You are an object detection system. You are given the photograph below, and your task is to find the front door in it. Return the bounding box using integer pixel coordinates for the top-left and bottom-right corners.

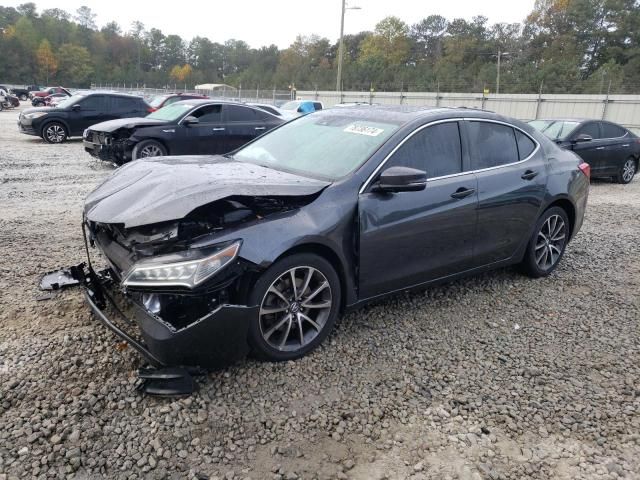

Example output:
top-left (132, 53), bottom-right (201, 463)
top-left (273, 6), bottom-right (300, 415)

top-left (176, 104), bottom-right (226, 155)
top-left (570, 121), bottom-right (606, 172)
top-left (73, 95), bottom-right (106, 134)
top-left (358, 121), bottom-right (478, 299)
top-left (464, 120), bottom-right (548, 266)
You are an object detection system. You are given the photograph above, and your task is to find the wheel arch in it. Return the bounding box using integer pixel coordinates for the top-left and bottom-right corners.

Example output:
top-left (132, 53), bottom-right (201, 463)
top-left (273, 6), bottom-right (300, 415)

top-left (134, 137), bottom-right (170, 156)
top-left (40, 118), bottom-right (70, 137)
top-left (543, 197), bottom-right (576, 239)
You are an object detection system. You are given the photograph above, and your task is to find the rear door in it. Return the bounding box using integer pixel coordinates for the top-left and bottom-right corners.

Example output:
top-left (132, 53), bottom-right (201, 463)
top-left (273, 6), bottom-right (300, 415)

top-left (358, 120), bottom-right (478, 298)
top-left (599, 122), bottom-right (633, 175)
top-left (465, 120), bottom-right (547, 267)
top-left (222, 105), bottom-right (268, 151)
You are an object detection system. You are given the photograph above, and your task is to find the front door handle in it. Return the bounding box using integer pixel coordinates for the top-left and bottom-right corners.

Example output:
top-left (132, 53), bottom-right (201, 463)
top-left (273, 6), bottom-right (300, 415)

top-left (521, 170), bottom-right (539, 180)
top-left (450, 187), bottom-right (475, 199)
top-left (255, 126), bottom-right (266, 131)
top-left (212, 127), bottom-right (225, 131)
top-left (595, 146), bottom-right (605, 150)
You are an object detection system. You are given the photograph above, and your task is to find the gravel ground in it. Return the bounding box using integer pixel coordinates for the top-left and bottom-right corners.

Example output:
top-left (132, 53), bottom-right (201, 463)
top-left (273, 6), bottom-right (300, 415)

top-left (0, 104), bottom-right (639, 480)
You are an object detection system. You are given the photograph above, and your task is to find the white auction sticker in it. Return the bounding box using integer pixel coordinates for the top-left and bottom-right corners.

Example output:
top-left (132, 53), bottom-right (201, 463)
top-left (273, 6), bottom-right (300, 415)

top-left (344, 123), bottom-right (384, 137)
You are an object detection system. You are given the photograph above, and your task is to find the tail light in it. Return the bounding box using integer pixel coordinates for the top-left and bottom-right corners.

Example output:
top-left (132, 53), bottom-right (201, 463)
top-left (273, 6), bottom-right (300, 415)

top-left (579, 162), bottom-right (591, 179)
top-left (147, 107), bottom-right (155, 113)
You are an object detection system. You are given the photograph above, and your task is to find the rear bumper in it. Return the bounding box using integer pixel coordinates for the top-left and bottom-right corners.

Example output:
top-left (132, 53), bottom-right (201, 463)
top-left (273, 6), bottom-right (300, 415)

top-left (80, 265), bottom-right (254, 369)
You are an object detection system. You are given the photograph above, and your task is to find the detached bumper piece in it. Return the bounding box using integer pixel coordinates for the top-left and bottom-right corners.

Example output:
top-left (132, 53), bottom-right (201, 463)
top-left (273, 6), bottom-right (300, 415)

top-left (137, 367), bottom-right (204, 396)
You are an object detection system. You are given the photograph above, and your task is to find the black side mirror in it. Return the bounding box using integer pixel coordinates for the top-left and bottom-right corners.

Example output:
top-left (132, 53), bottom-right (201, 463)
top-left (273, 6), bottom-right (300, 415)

top-left (183, 115), bottom-right (199, 126)
top-left (573, 134), bottom-right (592, 143)
top-left (71, 104), bottom-right (81, 111)
top-left (376, 166), bottom-right (427, 193)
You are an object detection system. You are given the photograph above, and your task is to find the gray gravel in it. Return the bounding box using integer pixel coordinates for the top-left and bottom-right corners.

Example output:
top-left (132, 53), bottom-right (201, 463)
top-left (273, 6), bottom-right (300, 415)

top-left (1, 104), bottom-right (639, 480)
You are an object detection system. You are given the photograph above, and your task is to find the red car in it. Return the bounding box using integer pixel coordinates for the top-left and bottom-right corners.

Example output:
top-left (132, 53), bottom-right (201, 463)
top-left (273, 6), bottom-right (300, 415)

top-left (29, 86), bottom-right (71, 100)
top-left (148, 93), bottom-right (209, 112)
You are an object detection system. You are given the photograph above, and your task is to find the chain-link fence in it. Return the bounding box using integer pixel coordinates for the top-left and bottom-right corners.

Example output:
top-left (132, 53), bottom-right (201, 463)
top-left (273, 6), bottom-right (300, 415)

top-left (90, 84), bottom-right (294, 106)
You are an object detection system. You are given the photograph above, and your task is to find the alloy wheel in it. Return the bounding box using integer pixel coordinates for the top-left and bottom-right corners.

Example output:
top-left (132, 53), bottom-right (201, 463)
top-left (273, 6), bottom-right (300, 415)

top-left (622, 159), bottom-right (636, 183)
top-left (534, 214), bottom-right (566, 271)
top-left (139, 144), bottom-right (163, 157)
top-left (45, 125), bottom-right (65, 143)
top-left (259, 266), bottom-right (332, 352)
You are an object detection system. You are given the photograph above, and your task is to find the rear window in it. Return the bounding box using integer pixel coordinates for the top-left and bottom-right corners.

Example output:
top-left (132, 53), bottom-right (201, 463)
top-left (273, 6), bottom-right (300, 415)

top-left (601, 122), bottom-right (627, 138)
top-left (468, 121), bottom-right (519, 169)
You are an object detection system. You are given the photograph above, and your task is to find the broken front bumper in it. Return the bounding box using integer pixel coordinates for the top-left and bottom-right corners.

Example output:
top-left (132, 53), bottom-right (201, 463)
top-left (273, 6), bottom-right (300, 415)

top-left (78, 264), bottom-right (255, 369)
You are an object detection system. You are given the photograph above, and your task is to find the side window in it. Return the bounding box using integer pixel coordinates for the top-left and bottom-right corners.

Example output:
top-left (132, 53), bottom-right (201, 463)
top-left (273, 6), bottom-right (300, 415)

top-left (515, 130), bottom-right (536, 160)
top-left (601, 122), bottom-right (627, 138)
top-left (225, 105), bottom-right (258, 122)
top-left (387, 122), bottom-right (463, 177)
top-left (79, 96), bottom-right (104, 111)
top-left (467, 121), bottom-right (519, 170)
top-left (313, 102), bottom-right (323, 111)
top-left (191, 104), bottom-right (222, 123)
top-left (575, 122), bottom-right (600, 139)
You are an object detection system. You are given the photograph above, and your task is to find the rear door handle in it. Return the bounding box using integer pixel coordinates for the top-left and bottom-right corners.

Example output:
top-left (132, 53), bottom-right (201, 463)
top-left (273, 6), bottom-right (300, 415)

top-left (595, 146), bottom-right (605, 150)
top-left (255, 126), bottom-right (266, 131)
top-left (212, 127), bottom-right (225, 131)
top-left (450, 187), bottom-right (475, 199)
top-left (521, 170), bottom-right (539, 180)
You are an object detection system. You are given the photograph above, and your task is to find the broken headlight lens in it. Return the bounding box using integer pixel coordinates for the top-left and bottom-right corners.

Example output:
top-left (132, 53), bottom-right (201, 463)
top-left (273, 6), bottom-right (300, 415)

top-left (24, 112), bottom-right (48, 119)
top-left (122, 242), bottom-right (240, 289)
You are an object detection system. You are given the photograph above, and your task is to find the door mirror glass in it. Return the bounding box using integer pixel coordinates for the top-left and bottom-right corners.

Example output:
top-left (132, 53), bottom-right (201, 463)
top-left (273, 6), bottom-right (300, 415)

top-left (183, 115), bottom-right (199, 126)
top-left (71, 104), bottom-right (81, 111)
top-left (573, 133), bottom-right (592, 143)
top-left (376, 166), bottom-right (427, 193)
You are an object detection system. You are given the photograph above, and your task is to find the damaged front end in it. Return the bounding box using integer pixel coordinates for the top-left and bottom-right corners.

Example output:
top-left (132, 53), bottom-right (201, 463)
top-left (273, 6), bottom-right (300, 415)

top-left (83, 128), bottom-right (134, 164)
top-left (72, 193), bottom-right (317, 370)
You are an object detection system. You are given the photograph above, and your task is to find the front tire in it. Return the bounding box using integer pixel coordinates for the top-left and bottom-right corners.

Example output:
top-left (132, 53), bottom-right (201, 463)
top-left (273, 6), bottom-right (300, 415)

top-left (19, 94), bottom-right (28, 101)
top-left (521, 207), bottom-right (570, 278)
top-left (132, 139), bottom-right (167, 160)
top-left (42, 122), bottom-right (67, 144)
top-left (248, 253), bottom-right (341, 361)
top-left (616, 158), bottom-right (636, 184)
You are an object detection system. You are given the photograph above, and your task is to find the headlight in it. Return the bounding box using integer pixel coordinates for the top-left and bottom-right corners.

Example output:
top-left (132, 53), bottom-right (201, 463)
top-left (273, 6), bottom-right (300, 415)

top-left (24, 112), bottom-right (48, 119)
top-left (122, 242), bottom-right (240, 289)
top-left (83, 129), bottom-right (89, 139)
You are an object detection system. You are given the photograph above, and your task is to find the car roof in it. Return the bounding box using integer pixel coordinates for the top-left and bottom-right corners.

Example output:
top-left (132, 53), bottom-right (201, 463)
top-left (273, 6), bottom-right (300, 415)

top-left (175, 99), bottom-right (256, 107)
top-left (79, 91), bottom-right (143, 99)
top-left (311, 104), bottom-right (510, 124)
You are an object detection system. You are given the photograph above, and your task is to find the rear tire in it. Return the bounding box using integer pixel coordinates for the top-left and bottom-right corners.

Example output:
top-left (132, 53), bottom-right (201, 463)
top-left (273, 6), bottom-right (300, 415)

top-left (521, 207), bottom-right (570, 278)
top-left (132, 139), bottom-right (167, 160)
top-left (616, 158), bottom-right (636, 184)
top-left (247, 253), bottom-right (341, 362)
top-left (19, 94), bottom-right (27, 101)
top-left (42, 122), bottom-right (67, 144)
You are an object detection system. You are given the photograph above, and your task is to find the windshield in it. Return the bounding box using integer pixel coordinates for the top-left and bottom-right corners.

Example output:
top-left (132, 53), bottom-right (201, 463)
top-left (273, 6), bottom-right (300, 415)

top-left (55, 94), bottom-right (86, 109)
top-left (147, 103), bottom-right (192, 121)
top-left (149, 95), bottom-right (171, 107)
top-left (233, 113), bottom-right (400, 180)
top-left (528, 120), bottom-right (579, 140)
top-left (280, 101), bottom-right (300, 111)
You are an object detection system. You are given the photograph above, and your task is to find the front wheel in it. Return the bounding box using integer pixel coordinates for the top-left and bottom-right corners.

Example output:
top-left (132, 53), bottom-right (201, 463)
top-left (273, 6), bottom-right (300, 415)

top-left (616, 158), bottom-right (636, 184)
top-left (132, 139), bottom-right (167, 160)
top-left (19, 94), bottom-right (28, 101)
top-left (248, 253), bottom-right (341, 361)
top-left (521, 207), bottom-right (570, 278)
top-left (42, 122), bottom-right (67, 144)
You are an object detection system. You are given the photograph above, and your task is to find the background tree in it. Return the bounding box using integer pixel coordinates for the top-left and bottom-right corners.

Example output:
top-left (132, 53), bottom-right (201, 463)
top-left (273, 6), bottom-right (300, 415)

top-left (36, 39), bottom-right (57, 83)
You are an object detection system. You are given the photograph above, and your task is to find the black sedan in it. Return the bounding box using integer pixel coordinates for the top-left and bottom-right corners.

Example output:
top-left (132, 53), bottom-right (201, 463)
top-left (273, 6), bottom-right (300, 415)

top-left (83, 100), bottom-right (284, 164)
top-left (78, 106), bottom-right (589, 370)
top-left (18, 92), bottom-right (151, 143)
top-left (528, 118), bottom-right (639, 184)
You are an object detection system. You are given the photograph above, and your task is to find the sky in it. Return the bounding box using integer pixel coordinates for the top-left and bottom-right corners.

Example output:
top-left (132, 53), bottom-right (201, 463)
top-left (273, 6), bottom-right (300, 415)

top-left (4, 0), bottom-right (536, 48)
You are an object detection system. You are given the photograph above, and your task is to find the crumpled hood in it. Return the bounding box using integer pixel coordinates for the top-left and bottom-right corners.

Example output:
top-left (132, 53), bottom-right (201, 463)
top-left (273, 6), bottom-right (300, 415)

top-left (84, 156), bottom-right (330, 228)
top-left (88, 117), bottom-right (168, 133)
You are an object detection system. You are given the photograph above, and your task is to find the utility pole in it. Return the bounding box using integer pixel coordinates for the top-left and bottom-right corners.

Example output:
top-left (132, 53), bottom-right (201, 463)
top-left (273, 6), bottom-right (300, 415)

top-left (496, 50), bottom-right (510, 95)
top-left (336, 0), bottom-right (346, 93)
top-left (336, 0), bottom-right (361, 92)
